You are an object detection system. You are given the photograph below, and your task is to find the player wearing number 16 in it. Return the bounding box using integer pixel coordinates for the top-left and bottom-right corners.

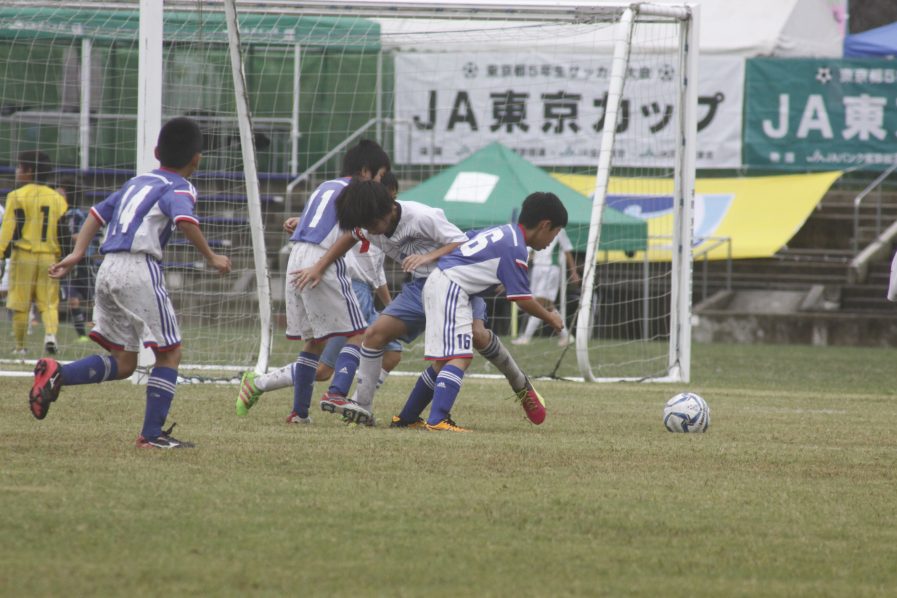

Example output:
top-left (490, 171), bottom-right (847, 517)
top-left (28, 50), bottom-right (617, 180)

top-left (0, 151), bottom-right (68, 356)
top-left (400, 192), bottom-right (568, 431)
top-left (29, 117), bottom-right (231, 449)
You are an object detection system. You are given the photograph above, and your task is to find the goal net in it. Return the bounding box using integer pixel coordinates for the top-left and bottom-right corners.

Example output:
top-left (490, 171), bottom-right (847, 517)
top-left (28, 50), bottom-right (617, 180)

top-left (0, 1), bottom-right (696, 384)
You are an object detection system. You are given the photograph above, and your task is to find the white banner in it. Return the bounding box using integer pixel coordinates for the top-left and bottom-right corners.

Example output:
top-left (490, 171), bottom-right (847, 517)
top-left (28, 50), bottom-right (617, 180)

top-left (394, 52), bottom-right (743, 169)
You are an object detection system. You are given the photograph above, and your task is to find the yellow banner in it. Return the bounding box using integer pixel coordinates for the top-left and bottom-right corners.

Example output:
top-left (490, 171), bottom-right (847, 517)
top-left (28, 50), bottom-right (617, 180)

top-left (553, 171), bottom-right (842, 260)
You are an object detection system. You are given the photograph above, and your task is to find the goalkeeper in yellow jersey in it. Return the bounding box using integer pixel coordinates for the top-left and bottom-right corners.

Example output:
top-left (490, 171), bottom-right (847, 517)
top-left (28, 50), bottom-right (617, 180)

top-left (0, 151), bottom-right (68, 355)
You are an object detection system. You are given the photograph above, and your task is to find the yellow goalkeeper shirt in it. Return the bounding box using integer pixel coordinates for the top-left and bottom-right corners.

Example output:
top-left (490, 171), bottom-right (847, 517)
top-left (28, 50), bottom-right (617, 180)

top-left (0, 183), bottom-right (68, 256)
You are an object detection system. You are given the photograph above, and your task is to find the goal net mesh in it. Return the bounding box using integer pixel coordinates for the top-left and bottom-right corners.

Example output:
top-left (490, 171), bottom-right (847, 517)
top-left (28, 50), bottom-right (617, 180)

top-left (0, 1), bottom-right (693, 384)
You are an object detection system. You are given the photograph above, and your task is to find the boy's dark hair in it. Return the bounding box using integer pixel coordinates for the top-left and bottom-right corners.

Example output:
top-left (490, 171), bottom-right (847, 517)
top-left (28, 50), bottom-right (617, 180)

top-left (518, 191), bottom-right (568, 229)
top-left (55, 174), bottom-right (83, 206)
top-left (341, 139), bottom-right (391, 178)
top-left (335, 178), bottom-right (394, 231)
top-left (380, 171), bottom-right (399, 194)
top-left (157, 117), bottom-right (203, 168)
top-left (17, 150), bottom-right (53, 183)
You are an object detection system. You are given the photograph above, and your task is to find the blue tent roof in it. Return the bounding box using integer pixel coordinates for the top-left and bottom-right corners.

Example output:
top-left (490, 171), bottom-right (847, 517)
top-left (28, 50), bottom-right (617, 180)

top-left (844, 21), bottom-right (897, 58)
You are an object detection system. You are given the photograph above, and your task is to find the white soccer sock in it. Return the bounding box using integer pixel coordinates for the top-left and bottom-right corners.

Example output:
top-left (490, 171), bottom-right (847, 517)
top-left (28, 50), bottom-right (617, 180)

top-left (254, 363), bottom-right (293, 392)
top-left (354, 344), bottom-right (384, 409)
top-left (351, 368), bottom-right (390, 402)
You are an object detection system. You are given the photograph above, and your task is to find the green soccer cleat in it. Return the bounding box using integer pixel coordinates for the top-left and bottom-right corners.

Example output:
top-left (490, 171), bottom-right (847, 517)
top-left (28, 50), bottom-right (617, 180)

top-left (236, 371), bottom-right (263, 416)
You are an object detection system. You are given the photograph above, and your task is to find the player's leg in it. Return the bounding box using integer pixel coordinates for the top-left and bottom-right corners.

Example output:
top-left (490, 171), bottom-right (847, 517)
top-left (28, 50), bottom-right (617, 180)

top-left (472, 297), bottom-right (537, 395)
top-left (289, 248), bottom-right (366, 423)
top-left (115, 254), bottom-right (194, 447)
top-left (29, 256), bottom-right (140, 420)
top-left (316, 334), bottom-right (347, 382)
top-left (320, 279), bottom-right (373, 407)
top-left (473, 315), bottom-right (546, 425)
top-left (6, 251), bottom-right (34, 354)
top-left (391, 362), bottom-right (435, 428)
top-left (34, 253), bottom-right (59, 354)
top-left (135, 345), bottom-right (194, 448)
top-left (419, 271), bottom-right (474, 432)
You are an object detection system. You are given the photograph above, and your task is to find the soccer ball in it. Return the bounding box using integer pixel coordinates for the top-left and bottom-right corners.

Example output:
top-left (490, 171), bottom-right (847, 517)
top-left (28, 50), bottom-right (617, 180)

top-left (663, 392), bottom-right (710, 433)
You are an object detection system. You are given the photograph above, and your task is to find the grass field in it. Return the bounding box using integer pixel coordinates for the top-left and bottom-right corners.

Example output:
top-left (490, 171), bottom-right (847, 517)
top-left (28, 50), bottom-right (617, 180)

top-left (2, 341), bottom-right (897, 596)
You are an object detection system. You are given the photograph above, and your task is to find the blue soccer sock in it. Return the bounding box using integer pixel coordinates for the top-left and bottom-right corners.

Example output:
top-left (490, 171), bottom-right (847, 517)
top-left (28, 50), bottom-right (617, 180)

top-left (292, 352), bottom-right (319, 418)
top-left (59, 354), bottom-right (119, 386)
top-left (399, 366), bottom-right (436, 422)
top-left (142, 366), bottom-right (178, 439)
top-left (427, 365), bottom-right (465, 425)
top-left (328, 344), bottom-right (361, 397)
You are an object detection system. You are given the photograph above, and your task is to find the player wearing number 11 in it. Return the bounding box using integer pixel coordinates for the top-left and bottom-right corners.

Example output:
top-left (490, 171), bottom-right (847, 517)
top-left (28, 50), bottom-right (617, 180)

top-left (29, 117), bottom-right (232, 448)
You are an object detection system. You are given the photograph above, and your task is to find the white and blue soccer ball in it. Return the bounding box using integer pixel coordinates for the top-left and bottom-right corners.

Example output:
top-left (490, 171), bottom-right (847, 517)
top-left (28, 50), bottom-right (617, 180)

top-left (663, 392), bottom-right (710, 433)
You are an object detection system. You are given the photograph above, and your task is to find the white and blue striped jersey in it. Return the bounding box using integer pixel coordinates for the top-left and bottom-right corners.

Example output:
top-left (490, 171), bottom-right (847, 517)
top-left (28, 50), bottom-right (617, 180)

top-left (438, 224), bottom-right (533, 300)
top-left (91, 169), bottom-right (199, 261)
top-left (353, 201), bottom-right (468, 279)
top-left (290, 177), bottom-right (351, 249)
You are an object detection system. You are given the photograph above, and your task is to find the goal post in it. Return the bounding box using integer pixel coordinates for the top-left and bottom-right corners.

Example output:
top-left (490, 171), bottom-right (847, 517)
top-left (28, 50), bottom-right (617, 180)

top-left (0, 0), bottom-right (697, 386)
top-left (576, 2), bottom-right (698, 383)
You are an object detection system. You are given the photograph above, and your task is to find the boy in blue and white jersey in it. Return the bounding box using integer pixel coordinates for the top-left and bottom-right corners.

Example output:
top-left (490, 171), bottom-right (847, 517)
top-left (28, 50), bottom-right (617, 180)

top-left (236, 173), bottom-right (403, 410)
top-left (402, 191), bottom-right (567, 432)
top-left (302, 179), bottom-right (546, 427)
top-left (30, 117), bottom-right (231, 448)
top-left (235, 139), bottom-right (391, 424)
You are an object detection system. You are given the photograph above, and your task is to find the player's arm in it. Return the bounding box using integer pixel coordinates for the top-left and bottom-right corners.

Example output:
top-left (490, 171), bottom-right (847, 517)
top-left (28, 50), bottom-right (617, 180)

top-left (565, 250), bottom-right (581, 284)
top-left (49, 211), bottom-right (103, 279)
top-left (0, 195), bottom-right (18, 257)
top-left (291, 231), bottom-right (357, 290)
top-left (178, 220), bottom-right (231, 274)
top-left (401, 241), bottom-right (462, 273)
top-left (515, 297), bottom-right (564, 332)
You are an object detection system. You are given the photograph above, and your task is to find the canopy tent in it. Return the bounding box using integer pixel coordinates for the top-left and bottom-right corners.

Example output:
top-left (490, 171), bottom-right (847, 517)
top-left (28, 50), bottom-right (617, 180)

top-left (843, 21), bottom-right (897, 58)
top-left (374, 0), bottom-right (843, 57)
top-left (397, 142), bottom-right (647, 252)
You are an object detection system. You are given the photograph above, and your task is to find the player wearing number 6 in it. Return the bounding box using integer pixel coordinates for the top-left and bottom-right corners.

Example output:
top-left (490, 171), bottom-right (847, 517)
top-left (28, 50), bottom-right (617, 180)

top-left (400, 192), bottom-right (567, 431)
top-left (0, 151), bottom-right (68, 356)
top-left (29, 117), bottom-right (232, 448)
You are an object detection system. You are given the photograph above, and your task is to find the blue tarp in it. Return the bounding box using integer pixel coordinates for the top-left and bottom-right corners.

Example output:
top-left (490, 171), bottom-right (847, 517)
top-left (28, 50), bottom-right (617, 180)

top-left (843, 21), bottom-right (897, 58)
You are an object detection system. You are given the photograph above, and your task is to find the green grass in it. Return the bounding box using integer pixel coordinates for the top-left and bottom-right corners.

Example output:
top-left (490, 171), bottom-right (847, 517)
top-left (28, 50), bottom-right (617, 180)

top-left (3, 342), bottom-right (897, 597)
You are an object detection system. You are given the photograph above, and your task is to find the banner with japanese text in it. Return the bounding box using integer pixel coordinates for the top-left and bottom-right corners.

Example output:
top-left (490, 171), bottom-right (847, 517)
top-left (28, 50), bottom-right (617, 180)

top-left (394, 52), bottom-right (743, 169)
top-left (744, 58), bottom-right (897, 171)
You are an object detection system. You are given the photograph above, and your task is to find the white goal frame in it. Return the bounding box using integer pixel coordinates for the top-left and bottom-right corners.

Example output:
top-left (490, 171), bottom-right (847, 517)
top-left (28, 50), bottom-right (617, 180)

top-left (0, 0), bottom-right (696, 385)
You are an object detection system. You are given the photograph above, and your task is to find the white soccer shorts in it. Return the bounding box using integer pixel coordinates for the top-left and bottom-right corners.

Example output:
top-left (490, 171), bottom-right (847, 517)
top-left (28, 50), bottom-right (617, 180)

top-left (90, 252), bottom-right (181, 352)
top-left (423, 268), bottom-right (474, 361)
top-left (285, 241), bottom-right (367, 341)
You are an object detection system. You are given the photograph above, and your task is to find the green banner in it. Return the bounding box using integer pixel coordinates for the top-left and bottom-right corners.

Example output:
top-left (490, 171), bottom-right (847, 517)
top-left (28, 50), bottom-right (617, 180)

top-left (0, 7), bottom-right (380, 50)
top-left (745, 58), bottom-right (897, 171)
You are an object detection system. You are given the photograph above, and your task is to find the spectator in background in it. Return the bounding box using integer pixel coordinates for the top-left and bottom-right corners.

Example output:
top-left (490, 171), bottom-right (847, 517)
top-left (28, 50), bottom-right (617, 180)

top-left (513, 227), bottom-right (580, 347)
top-left (0, 151), bottom-right (68, 355)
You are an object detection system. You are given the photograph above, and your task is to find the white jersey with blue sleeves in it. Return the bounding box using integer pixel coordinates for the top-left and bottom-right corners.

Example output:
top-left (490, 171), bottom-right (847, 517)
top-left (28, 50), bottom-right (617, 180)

top-left (91, 169), bottom-right (198, 261)
top-left (438, 224), bottom-right (533, 300)
top-left (353, 200), bottom-right (468, 279)
top-left (290, 177), bottom-right (350, 249)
